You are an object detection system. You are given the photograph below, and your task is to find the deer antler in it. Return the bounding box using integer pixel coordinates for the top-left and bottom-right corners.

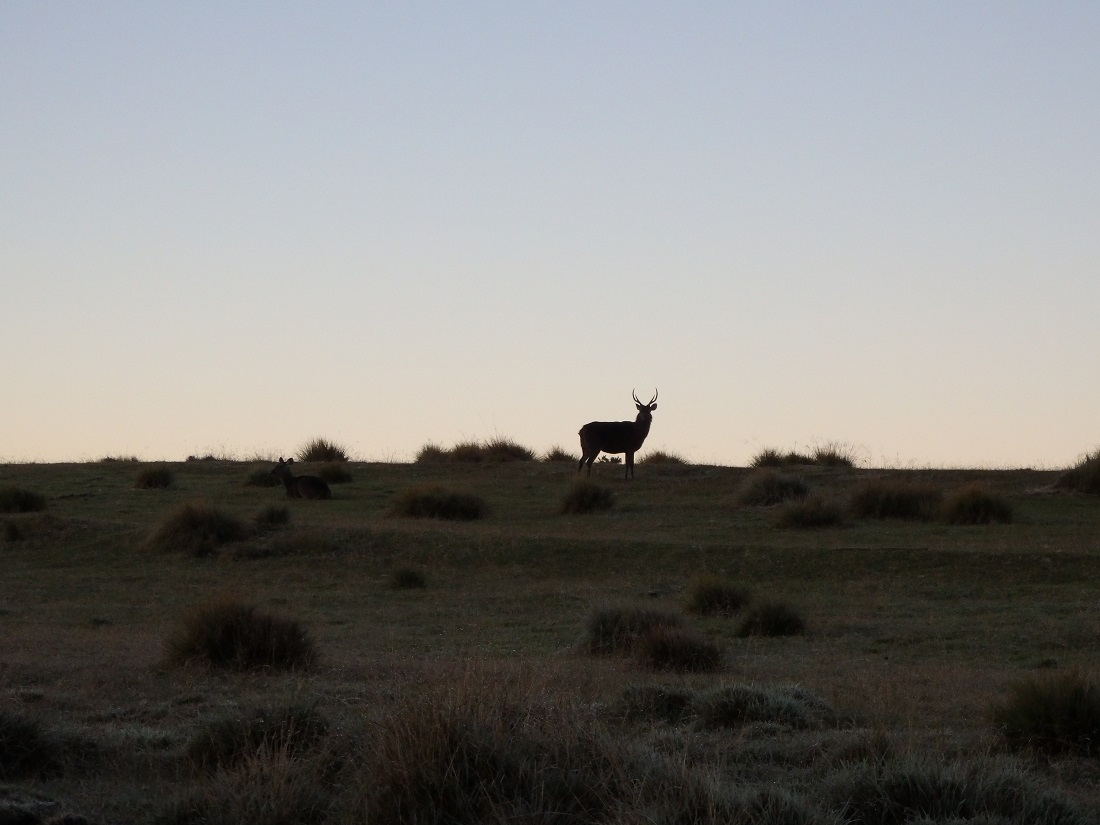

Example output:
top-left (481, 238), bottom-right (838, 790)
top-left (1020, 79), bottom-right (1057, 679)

top-left (648, 389), bottom-right (658, 405)
top-left (632, 389), bottom-right (641, 404)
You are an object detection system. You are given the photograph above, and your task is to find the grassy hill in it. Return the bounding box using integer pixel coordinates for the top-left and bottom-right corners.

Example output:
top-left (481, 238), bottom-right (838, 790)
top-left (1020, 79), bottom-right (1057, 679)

top-left (1, 458), bottom-right (1098, 822)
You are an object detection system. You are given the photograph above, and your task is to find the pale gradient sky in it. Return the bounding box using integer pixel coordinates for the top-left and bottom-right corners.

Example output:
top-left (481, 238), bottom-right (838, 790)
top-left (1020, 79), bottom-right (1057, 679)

top-left (3, 3), bottom-right (1098, 467)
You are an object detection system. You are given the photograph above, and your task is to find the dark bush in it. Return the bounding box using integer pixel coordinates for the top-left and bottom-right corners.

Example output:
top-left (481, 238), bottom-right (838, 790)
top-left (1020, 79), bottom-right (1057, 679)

top-left (584, 604), bottom-right (685, 655)
top-left (558, 480), bottom-right (614, 515)
top-left (390, 567), bottom-right (427, 589)
top-left (166, 597), bottom-right (317, 671)
top-left (317, 462), bottom-right (353, 484)
top-left (483, 438), bottom-right (537, 462)
top-left (750, 448), bottom-right (814, 468)
top-left (685, 575), bottom-right (751, 616)
top-left (254, 505), bottom-right (290, 531)
top-left (850, 478), bottom-right (942, 521)
top-left (415, 443), bottom-right (449, 463)
top-left (0, 710), bottom-right (62, 779)
top-left (943, 483), bottom-right (1014, 525)
top-left (186, 703), bottom-right (329, 773)
top-left (640, 450), bottom-right (688, 465)
top-left (776, 496), bottom-right (847, 528)
top-left (1055, 449), bottom-right (1100, 495)
top-left (145, 502), bottom-right (250, 557)
top-left (994, 670), bottom-right (1100, 757)
top-left (135, 464), bottom-right (174, 489)
top-left (542, 446), bottom-right (576, 463)
top-left (636, 625), bottom-right (723, 673)
top-left (0, 485), bottom-right (46, 514)
top-left (738, 470), bottom-right (809, 506)
top-left (738, 601), bottom-right (806, 637)
top-left (296, 438), bottom-right (349, 463)
top-left (391, 486), bottom-right (488, 521)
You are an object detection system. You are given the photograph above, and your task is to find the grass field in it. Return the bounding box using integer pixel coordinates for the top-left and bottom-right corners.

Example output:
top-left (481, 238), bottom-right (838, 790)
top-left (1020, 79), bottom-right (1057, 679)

top-left (1, 458), bottom-right (1099, 823)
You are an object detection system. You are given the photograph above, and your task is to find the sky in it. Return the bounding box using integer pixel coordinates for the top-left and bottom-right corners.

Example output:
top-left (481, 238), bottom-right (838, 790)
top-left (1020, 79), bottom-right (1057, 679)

top-left (2, 3), bottom-right (1098, 468)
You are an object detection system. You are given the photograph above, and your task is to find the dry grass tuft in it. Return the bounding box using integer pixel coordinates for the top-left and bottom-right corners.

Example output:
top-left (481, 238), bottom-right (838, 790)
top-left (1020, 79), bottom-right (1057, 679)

top-left (738, 601), bottom-right (806, 637)
top-left (0, 485), bottom-right (46, 514)
top-left (738, 469), bottom-right (809, 506)
top-left (583, 603), bottom-right (685, 655)
top-left (558, 480), bottom-right (614, 515)
top-left (635, 624), bottom-right (724, 672)
top-left (943, 483), bottom-right (1014, 524)
top-left (165, 596), bottom-right (318, 671)
top-left (145, 502), bottom-right (250, 557)
top-left (850, 478), bottom-right (942, 521)
top-left (685, 575), bottom-right (751, 616)
top-left (1056, 449), bottom-right (1100, 495)
top-left (391, 486), bottom-right (489, 521)
top-left (296, 437), bottom-right (349, 463)
top-left (994, 670), bottom-right (1100, 757)
top-left (134, 464), bottom-right (174, 489)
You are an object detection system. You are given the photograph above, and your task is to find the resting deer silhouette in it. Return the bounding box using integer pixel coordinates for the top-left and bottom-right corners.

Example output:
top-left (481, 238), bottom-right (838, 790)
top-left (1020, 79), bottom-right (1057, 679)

top-left (578, 389), bottom-right (658, 479)
top-left (270, 457), bottom-right (332, 500)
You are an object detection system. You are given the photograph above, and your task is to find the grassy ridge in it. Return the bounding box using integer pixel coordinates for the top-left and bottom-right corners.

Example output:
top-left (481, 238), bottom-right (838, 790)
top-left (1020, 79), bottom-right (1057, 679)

top-left (1, 459), bottom-right (1098, 820)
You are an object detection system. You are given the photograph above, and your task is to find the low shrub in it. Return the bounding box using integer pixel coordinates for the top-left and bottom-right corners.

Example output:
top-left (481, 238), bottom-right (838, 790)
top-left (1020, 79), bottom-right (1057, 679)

top-left (811, 442), bottom-right (859, 467)
top-left (317, 462), bottom-right (353, 484)
top-left (391, 486), bottom-right (488, 521)
top-left (636, 625), bottom-right (723, 673)
top-left (135, 464), bottom-right (174, 489)
top-left (254, 505), bottom-right (290, 531)
top-left (827, 757), bottom-right (1091, 825)
top-left (1055, 449), bottom-right (1100, 495)
top-left (738, 470), bottom-right (809, 506)
top-left (244, 466), bottom-right (282, 487)
top-left (685, 575), bottom-right (751, 616)
top-left (542, 446), bottom-right (576, 463)
top-left (584, 604), bottom-right (685, 654)
top-left (850, 478), bottom-right (942, 521)
top-left (994, 670), bottom-right (1100, 757)
top-left (166, 596), bottom-right (317, 671)
top-left (0, 710), bottom-right (62, 779)
top-left (186, 703), bottom-right (329, 773)
top-left (750, 448), bottom-right (814, 468)
top-left (737, 601), bottom-right (806, 637)
top-left (145, 502), bottom-right (250, 557)
top-left (415, 442), bottom-right (449, 463)
top-left (776, 496), bottom-right (847, 528)
top-left (483, 437), bottom-right (537, 462)
top-left (943, 483), bottom-right (1013, 524)
top-left (296, 437), bottom-right (349, 463)
top-left (0, 485), bottom-right (46, 514)
top-left (390, 567), bottom-right (427, 589)
top-left (640, 450), bottom-right (688, 465)
top-left (558, 480), bottom-right (614, 515)
top-left (694, 683), bottom-right (835, 730)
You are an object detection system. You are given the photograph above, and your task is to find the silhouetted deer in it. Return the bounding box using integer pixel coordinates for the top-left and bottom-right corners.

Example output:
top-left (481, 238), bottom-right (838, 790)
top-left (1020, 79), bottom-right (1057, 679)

top-left (578, 389), bottom-right (658, 479)
top-left (270, 457), bottom-right (332, 500)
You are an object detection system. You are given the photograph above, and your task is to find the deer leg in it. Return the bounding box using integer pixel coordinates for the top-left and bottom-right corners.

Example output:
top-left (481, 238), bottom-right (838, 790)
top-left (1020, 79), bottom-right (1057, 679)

top-left (625, 452), bottom-right (634, 479)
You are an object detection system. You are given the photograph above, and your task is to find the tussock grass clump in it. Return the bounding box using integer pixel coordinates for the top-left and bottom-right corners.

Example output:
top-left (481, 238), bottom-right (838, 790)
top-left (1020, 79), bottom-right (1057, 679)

top-left (694, 683), bottom-right (836, 731)
top-left (391, 485), bottom-right (488, 521)
top-left (185, 703), bottom-right (330, 773)
top-left (253, 504), bottom-right (290, 531)
top-left (296, 437), bottom-right (349, 463)
top-left (317, 462), bottom-right (353, 484)
top-left (640, 449), bottom-right (688, 465)
top-left (827, 757), bottom-right (1092, 825)
top-left (0, 710), bottom-right (62, 779)
top-left (738, 601), bottom-right (806, 637)
top-left (166, 597), bottom-right (317, 671)
top-left (390, 566), bottom-right (427, 589)
top-left (636, 625), bottom-right (723, 672)
top-left (1056, 449), bottom-right (1100, 495)
top-left (584, 603), bottom-right (685, 654)
top-left (994, 670), bottom-right (1100, 757)
top-left (943, 483), bottom-right (1014, 524)
top-left (811, 442), bottom-right (859, 467)
top-left (751, 448), bottom-right (813, 468)
top-left (135, 463), bottom-right (174, 489)
top-left (850, 478), bottom-right (943, 521)
top-left (145, 502), bottom-right (249, 557)
top-left (615, 684), bottom-right (696, 725)
top-left (685, 575), bottom-right (751, 616)
top-left (738, 469), bottom-right (809, 506)
top-left (244, 465), bottom-right (282, 487)
top-left (417, 438), bottom-right (537, 463)
top-left (776, 496), bottom-right (847, 528)
top-left (0, 485), bottom-right (46, 514)
top-left (542, 446), bottom-right (576, 463)
top-left (558, 480), bottom-right (614, 515)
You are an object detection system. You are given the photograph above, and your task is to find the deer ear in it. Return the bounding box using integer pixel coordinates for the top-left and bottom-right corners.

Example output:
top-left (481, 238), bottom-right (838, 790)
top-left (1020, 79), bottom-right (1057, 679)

top-left (650, 404), bottom-right (657, 411)
top-left (287, 457), bottom-right (294, 464)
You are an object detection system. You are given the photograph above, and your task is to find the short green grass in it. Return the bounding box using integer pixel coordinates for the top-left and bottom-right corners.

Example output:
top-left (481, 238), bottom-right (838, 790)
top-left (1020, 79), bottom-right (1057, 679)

top-left (0, 459), bottom-right (1098, 821)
